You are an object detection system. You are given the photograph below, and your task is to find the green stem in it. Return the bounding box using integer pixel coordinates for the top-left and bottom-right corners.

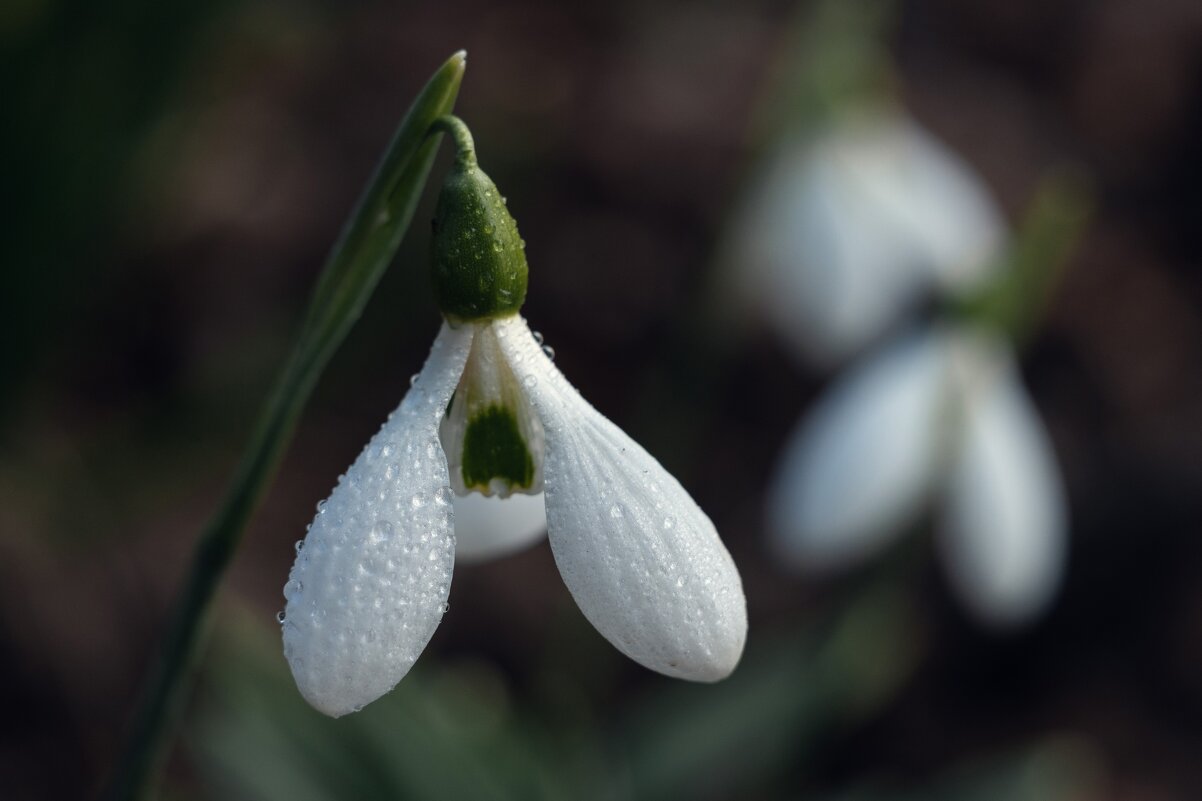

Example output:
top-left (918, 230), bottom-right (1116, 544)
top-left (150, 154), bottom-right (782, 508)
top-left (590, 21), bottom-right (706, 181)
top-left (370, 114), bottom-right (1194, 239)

top-left (950, 169), bottom-right (1092, 346)
top-left (100, 51), bottom-right (466, 801)
top-left (430, 114), bottom-right (477, 165)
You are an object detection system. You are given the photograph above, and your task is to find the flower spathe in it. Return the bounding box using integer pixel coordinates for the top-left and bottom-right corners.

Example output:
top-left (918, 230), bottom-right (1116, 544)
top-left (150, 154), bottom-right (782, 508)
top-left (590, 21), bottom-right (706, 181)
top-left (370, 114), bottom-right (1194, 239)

top-left (283, 315), bottom-right (747, 717)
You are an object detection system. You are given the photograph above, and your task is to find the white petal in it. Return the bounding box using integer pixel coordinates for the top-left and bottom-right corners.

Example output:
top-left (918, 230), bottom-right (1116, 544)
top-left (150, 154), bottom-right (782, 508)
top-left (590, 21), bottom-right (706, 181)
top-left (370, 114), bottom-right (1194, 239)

top-left (938, 348), bottom-right (1067, 627)
top-left (731, 108), bottom-right (1005, 366)
top-left (493, 315), bottom-right (747, 681)
top-left (767, 328), bottom-right (952, 570)
top-left (452, 491), bottom-right (547, 564)
top-left (282, 322), bottom-right (473, 717)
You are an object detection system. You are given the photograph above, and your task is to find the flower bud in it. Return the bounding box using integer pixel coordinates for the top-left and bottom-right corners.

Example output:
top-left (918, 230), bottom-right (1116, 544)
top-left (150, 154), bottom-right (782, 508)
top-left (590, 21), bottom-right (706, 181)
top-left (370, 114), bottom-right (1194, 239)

top-left (430, 117), bottom-right (528, 322)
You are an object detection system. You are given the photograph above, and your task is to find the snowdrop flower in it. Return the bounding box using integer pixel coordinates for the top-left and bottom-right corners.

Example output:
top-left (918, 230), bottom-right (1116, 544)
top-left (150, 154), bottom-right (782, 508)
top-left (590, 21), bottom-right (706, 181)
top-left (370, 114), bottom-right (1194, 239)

top-left (731, 107), bottom-right (1005, 366)
top-left (767, 323), bottom-right (1067, 626)
top-left (282, 117), bottom-right (747, 717)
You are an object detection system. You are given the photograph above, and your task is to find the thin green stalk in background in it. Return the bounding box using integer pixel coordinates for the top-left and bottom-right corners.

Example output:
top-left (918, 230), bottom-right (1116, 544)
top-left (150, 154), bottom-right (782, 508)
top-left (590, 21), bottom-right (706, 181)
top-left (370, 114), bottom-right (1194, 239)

top-left (101, 50), bottom-right (467, 801)
top-left (950, 170), bottom-right (1093, 343)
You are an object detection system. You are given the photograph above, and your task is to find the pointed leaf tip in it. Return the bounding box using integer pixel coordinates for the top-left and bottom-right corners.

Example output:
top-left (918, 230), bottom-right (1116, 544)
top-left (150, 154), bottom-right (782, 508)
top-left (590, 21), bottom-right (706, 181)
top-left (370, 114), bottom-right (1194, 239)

top-left (445, 50), bottom-right (467, 78)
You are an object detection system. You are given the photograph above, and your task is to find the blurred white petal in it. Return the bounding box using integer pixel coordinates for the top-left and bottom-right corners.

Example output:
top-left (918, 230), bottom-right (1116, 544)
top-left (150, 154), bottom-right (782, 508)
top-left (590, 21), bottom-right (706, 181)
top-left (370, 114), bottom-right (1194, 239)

top-left (855, 113), bottom-right (1006, 295)
top-left (495, 315), bottom-right (747, 681)
top-left (768, 328), bottom-right (953, 570)
top-left (282, 323), bottom-right (473, 717)
top-left (452, 491), bottom-right (547, 564)
top-left (733, 108), bottom-right (1005, 365)
top-left (938, 349), bottom-right (1067, 627)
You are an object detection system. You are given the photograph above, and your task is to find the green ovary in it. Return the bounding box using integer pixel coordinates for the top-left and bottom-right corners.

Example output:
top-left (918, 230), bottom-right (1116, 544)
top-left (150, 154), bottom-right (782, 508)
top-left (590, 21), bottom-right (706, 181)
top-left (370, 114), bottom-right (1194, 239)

top-left (461, 404), bottom-right (535, 491)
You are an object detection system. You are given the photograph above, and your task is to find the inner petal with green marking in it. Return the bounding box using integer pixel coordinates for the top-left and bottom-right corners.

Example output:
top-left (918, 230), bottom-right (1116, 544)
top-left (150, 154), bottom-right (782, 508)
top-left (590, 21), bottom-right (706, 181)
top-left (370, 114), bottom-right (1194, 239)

top-left (440, 320), bottom-right (544, 497)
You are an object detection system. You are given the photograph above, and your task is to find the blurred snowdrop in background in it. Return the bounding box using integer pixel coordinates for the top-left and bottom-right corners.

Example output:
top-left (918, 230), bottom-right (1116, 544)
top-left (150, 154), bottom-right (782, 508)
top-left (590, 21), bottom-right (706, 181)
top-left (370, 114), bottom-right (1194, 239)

top-left (723, 0), bottom-right (1078, 626)
top-left (730, 107), bottom-right (1006, 366)
top-left (767, 323), bottom-right (1068, 626)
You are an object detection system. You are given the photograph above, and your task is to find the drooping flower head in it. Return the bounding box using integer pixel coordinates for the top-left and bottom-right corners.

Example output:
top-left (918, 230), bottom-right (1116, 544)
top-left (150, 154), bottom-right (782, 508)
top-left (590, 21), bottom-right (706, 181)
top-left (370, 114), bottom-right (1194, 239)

top-left (282, 116), bottom-right (747, 716)
top-left (730, 107), bottom-right (1006, 367)
top-left (766, 324), bottom-right (1067, 627)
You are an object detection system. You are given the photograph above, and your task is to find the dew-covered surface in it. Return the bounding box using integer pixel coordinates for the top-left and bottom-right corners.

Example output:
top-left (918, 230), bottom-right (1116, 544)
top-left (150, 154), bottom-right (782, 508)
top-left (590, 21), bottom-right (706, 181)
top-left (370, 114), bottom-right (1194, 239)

top-left (281, 323), bottom-right (473, 717)
top-left (495, 315), bottom-right (747, 681)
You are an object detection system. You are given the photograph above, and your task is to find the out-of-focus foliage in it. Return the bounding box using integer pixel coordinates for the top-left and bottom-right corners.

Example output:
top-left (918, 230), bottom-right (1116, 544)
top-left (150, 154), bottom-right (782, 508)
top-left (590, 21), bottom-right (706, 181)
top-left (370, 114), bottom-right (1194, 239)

top-left (818, 738), bottom-right (1103, 801)
top-left (0, 0), bottom-right (232, 411)
top-left (198, 609), bottom-right (573, 801)
top-left (198, 574), bottom-right (925, 801)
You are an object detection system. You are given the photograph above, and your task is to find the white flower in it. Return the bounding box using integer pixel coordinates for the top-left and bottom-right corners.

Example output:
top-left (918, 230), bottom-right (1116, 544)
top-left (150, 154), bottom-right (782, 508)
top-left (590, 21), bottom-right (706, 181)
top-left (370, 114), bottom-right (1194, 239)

top-left (731, 107), bottom-right (1005, 366)
top-left (282, 315), bottom-right (747, 717)
top-left (767, 325), bottom-right (1067, 626)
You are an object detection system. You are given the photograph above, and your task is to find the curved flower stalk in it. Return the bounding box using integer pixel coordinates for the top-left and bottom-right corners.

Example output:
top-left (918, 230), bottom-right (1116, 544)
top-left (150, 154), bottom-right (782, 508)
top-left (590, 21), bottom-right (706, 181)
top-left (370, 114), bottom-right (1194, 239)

top-left (767, 324), bottom-right (1067, 627)
top-left (282, 117), bottom-right (747, 717)
top-left (730, 107), bottom-right (1005, 367)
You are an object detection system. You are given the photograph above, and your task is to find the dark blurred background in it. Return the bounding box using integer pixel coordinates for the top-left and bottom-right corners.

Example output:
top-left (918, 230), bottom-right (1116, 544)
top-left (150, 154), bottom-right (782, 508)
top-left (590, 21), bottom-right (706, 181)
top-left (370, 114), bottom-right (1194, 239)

top-left (3, 1), bottom-right (1202, 799)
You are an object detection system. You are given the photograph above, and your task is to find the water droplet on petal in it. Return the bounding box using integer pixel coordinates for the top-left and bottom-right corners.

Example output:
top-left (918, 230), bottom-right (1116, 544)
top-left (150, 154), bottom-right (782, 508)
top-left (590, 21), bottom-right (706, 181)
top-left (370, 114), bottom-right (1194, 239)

top-left (276, 611), bottom-right (286, 624)
top-left (316, 499), bottom-right (328, 514)
top-left (522, 374), bottom-right (537, 388)
top-left (542, 345), bottom-right (556, 361)
top-left (294, 539), bottom-right (305, 554)
top-left (532, 330), bottom-right (544, 345)
top-left (609, 504), bottom-right (624, 519)
top-left (369, 520), bottom-right (394, 543)
top-left (410, 373), bottom-right (419, 386)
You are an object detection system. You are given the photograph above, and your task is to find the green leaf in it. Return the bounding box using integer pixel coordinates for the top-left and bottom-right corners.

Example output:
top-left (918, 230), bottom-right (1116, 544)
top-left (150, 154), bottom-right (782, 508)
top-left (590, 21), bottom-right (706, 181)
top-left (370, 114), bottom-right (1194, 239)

top-left (102, 50), bottom-right (467, 801)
